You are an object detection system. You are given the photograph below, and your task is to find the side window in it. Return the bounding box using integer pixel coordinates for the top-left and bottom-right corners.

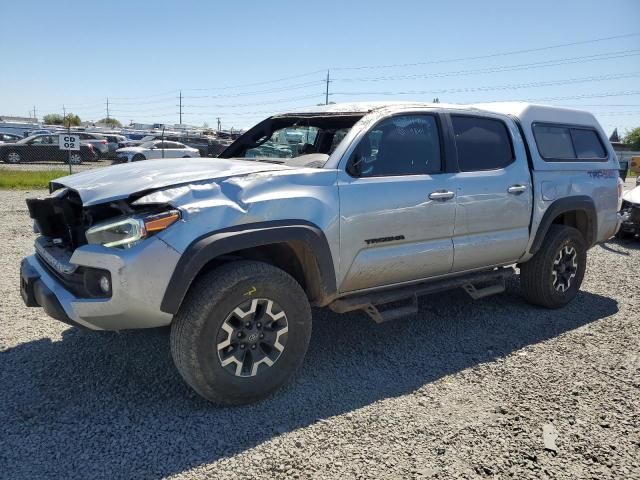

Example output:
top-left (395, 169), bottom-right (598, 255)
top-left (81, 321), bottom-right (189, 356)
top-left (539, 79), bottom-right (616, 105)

top-left (348, 114), bottom-right (441, 177)
top-left (532, 125), bottom-right (574, 159)
top-left (571, 129), bottom-right (606, 159)
top-left (532, 123), bottom-right (608, 161)
top-left (451, 115), bottom-right (514, 171)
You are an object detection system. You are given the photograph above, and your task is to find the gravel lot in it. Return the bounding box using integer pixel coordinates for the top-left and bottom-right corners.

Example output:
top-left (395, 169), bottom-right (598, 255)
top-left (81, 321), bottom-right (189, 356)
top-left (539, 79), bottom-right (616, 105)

top-left (0, 189), bottom-right (638, 479)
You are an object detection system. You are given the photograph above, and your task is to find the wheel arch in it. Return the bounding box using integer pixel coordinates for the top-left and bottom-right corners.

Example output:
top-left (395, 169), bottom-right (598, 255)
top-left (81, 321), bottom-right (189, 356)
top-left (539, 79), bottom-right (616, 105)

top-left (530, 195), bottom-right (597, 255)
top-left (160, 220), bottom-right (337, 315)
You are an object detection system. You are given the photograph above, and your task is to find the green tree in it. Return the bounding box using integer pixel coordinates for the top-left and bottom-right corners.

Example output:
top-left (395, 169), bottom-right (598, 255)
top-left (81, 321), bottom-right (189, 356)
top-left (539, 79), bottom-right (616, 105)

top-left (42, 113), bottom-right (81, 127)
top-left (98, 117), bottom-right (122, 127)
top-left (43, 113), bottom-right (64, 125)
top-left (623, 127), bottom-right (640, 149)
top-left (63, 113), bottom-right (81, 127)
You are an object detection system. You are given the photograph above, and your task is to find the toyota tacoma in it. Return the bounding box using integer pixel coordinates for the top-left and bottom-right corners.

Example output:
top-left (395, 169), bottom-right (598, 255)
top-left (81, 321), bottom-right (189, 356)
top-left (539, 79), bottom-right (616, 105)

top-left (20, 102), bottom-right (624, 405)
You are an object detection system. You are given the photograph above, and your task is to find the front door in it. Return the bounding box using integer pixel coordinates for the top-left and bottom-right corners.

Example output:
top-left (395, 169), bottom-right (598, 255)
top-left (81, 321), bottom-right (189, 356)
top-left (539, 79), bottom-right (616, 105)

top-left (338, 113), bottom-right (457, 293)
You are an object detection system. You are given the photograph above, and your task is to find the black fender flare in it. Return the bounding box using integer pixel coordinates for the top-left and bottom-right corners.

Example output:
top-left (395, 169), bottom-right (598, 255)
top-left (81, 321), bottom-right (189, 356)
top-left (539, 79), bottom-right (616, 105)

top-left (529, 195), bottom-right (597, 255)
top-left (160, 220), bottom-right (336, 314)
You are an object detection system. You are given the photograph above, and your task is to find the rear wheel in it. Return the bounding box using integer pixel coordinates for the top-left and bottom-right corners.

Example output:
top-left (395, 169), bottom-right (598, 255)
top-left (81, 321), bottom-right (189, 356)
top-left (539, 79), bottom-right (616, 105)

top-left (132, 154), bottom-right (145, 162)
top-left (4, 151), bottom-right (22, 163)
top-left (68, 152), bottom-right (82, 165)
top-left (170, 261), bottom-right (312, 405)
top-left (520, 225), bottom-right (586, 308)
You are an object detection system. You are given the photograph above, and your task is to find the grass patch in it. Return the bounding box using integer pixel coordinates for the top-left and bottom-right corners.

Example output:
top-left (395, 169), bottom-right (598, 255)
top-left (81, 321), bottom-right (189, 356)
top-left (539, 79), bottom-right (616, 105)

top-left (0, 169), bottom-right (68, 189)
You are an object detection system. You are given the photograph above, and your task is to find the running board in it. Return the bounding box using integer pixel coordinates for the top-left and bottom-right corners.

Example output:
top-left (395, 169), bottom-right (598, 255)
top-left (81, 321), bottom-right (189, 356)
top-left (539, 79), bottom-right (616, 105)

top-left (329, 268), bottom-right (514, 323)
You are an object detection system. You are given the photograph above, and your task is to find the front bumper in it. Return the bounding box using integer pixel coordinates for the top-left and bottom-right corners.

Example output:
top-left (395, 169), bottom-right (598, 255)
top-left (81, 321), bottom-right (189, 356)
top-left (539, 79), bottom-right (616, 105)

top-left (20, 237), bottom-right (180, 330)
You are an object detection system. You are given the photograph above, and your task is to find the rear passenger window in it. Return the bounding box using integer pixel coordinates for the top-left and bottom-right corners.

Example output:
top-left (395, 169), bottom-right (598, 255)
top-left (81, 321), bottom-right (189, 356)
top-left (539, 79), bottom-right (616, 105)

top-left (451, 115), bottom-right (514, 171)
top-left (532, 123), bottom-right (607, 161)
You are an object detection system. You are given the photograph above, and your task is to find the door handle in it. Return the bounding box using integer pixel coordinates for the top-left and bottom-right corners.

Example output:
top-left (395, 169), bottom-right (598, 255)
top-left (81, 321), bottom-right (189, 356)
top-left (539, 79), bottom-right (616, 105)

top-left (428, 190), bottom-right (455, 201)
top-left (507, 184), bottom-right (528, 194)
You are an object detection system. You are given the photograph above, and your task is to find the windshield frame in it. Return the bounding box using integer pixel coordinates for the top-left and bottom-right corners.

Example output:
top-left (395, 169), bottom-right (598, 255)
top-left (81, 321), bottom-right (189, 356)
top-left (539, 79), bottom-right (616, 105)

top-left (218, 113), bottom-right (365, 166)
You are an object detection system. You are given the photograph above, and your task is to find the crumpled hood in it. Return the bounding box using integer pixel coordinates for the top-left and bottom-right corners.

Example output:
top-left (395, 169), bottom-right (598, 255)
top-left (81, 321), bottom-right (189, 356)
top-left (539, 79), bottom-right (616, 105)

top-left (50, 157), bottom-right (292, 206)
top-left (622, 185), bottom-right (640, 205)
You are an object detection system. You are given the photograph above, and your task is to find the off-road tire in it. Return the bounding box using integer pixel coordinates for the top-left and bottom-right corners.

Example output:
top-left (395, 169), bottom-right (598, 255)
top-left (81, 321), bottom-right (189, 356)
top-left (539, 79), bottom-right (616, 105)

top-left (170, 260), bottom-right (312, 406)
top-left (520, 225), bottom-right (586, 309)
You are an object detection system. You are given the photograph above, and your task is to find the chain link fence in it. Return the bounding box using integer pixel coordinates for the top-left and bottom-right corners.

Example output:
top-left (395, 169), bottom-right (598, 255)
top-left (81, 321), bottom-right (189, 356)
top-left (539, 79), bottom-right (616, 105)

top-left (0, 128), bottom-right (239, 175)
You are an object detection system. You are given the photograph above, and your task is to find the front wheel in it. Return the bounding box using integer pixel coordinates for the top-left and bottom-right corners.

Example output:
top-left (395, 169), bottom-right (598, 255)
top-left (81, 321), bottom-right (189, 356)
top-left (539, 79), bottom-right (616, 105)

top-left (132, 154), bottom-right (145, 162)
top-left (4, 151), bottom-right (22, 163)
top-left (520, 225), bottom-right (587, 308)
top-left (170, 261), bottom-right (312, 405)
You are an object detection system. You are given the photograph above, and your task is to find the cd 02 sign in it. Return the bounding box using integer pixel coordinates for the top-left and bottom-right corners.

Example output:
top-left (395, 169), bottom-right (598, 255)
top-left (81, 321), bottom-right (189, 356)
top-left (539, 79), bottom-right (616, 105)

top-left (59, 134), bottom-right (80, 151)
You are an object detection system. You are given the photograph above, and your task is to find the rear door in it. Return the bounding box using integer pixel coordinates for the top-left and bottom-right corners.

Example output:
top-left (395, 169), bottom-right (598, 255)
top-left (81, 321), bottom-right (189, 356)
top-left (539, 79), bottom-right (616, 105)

top-left (337, 112), bottom-right (457, 293)
top-left (447, 113), bottom-right (532, 271)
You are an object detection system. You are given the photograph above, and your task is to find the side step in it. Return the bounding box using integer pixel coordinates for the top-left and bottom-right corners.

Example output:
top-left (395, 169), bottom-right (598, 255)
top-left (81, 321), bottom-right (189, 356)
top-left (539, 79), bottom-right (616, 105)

top-left (329, 267), bottom-right (514, 323)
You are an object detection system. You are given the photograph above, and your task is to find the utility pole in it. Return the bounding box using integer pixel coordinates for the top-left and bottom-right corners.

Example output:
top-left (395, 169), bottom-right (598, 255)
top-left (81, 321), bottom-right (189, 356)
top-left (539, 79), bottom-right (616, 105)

top-left (178, 90), bottom-right (183, 125)
top-left (106, 97), bottom-right (110, 122)
top-left (217, 117), bottom-right (221, 132)
top-left (33, 106), bottom-right (37, 122)
top-left (325, 70), bottom-right (330, 105)
top-left (62, 105), bottom-right (66, 127)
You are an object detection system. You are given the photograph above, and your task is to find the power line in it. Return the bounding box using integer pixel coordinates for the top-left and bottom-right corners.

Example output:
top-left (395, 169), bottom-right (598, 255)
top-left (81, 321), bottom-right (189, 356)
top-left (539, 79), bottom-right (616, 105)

top-left (183, 93), bottom-right (324, 109)
top-left (335, 50), bottom-right (640, 83)
top-left (332, 32), bottom-right (640, 71)
top-left (523, 90), bottom-right (640, 102)
top-left (332, 72), bottom-right (640, 97)
top-left (182, 80), bottom-right (325, 99)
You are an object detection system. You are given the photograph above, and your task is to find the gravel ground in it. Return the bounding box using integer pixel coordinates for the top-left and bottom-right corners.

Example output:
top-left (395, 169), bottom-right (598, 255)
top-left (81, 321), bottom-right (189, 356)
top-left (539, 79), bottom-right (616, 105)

top-left (0, 189), bottom-right (638, 479)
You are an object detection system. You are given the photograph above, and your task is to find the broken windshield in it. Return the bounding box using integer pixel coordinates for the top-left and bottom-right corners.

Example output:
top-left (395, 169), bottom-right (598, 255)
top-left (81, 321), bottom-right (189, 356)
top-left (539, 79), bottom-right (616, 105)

top-left (219, 113), bottom-right (364, 167)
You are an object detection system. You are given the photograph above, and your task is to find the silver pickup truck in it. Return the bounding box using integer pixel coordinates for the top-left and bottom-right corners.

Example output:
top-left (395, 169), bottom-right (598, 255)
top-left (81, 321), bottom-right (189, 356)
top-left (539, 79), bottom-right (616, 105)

top-left (20, 101), bottom-right (623, 405)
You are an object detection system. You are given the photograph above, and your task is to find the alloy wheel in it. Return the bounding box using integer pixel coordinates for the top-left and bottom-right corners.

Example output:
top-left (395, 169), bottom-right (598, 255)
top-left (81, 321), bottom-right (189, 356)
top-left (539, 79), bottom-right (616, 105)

top-left (552, 245), bottom-right (578, 292)
top-left (216, 298), bottom-right (289, 377)
top-left (6, 152), bottom-right (21, 163)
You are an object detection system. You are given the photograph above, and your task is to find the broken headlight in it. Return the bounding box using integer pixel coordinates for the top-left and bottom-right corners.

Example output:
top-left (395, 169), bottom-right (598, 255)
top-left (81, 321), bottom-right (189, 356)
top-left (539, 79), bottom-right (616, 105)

top-left (85, 210), bottom-right (180, 248)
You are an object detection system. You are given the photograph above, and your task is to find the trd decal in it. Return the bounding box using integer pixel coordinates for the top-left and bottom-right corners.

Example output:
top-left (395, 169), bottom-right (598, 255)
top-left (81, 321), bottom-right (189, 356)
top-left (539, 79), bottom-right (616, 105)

top-left (587, 169), bottom-right (617, 179)
top-left (364, 235), bottom-right (405, 245)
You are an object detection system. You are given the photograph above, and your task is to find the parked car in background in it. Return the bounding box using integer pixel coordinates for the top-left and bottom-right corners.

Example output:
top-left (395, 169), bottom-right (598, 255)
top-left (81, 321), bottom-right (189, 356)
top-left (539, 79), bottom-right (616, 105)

top-left (28, 129), bottom-right (52, 136)
top-left (104, 134), bottom-right (127, 157)
top-left (123, 134), bottom-right (224, 157)
top-left (0, 133), bottom-right (22, 143)
top-left (114, 140), bottom-right (200, 163)
top-left (0, 134), bottom-right (98, 164)
top-left (618, 185), bottom-right (640, 239)
top-left (76, 132), bottom-right (109, 158)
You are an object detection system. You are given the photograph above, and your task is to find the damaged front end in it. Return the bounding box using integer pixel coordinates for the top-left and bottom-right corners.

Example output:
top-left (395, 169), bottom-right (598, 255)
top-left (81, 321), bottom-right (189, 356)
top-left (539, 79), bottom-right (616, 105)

top-left (21, 187), bottom-right (181, 330)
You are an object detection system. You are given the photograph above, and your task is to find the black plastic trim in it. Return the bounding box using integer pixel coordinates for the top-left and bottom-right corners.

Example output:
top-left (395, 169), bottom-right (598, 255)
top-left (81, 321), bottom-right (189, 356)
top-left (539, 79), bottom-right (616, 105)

top-left (529, 196), bottom-right (598, 254)
top-left (160, 220), bottom-right (337, 315)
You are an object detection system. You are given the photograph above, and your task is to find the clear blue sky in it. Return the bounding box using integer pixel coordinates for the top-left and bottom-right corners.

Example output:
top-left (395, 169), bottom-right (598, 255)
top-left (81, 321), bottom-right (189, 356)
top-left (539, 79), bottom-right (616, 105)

top-left (1, 0), bottom-right (639, 134)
